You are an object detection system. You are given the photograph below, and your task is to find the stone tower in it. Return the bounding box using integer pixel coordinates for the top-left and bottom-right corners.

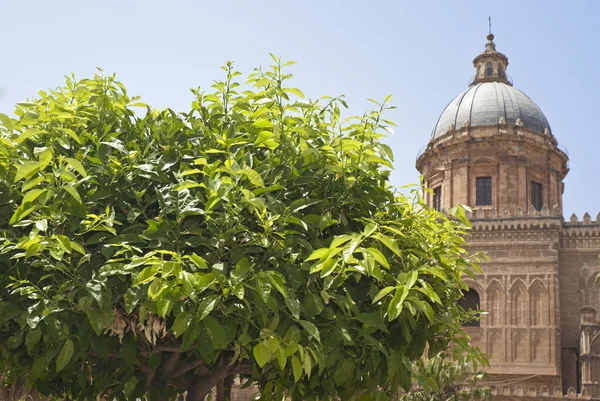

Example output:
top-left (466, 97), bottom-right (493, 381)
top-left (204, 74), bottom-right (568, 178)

top-left (416, 33), bottom-right (600, 400)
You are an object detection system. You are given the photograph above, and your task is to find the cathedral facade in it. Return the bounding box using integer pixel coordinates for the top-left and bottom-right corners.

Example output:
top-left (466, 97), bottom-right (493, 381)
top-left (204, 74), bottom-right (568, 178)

top-left (416, 33), bottom-right (600, 399)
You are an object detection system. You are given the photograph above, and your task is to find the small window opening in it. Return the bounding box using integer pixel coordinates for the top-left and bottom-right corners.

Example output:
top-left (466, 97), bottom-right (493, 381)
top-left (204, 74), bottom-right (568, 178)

top-left (531, 182), bottom-right (543, 211)
top-left (498, 65), bottom-right (503, 78)
top-left (486, 63), bottom-right (493, 77)
top-left (458, 289), bottom-right (480, 327)
top-left (476, 177), bottom-right (492, 206)
top-left (433, 186), bottom-right (442, 211)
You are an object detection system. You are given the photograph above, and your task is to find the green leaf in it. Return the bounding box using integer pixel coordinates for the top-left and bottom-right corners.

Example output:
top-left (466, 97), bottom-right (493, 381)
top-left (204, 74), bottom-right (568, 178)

top-left (292, 355), bottom-right (302, 382)
top-left (243, 168), bottom-right (264, 187)
top-left (253, 119), bottom-right (274, 128)
top-left (86, 307), bottom-right (104, 335)
top-left (189, 254), bottom-right (208, 269)
top-left (135, 265), bottom-right (158, 285)
top-left (16, 127), bottom-right (42, 143)
top-left (157, 298), bottom-right (171, 318)
top-left (197, 294), bottom-right (219, 321)
top-left (342, 235), bottom-right (361, 262)
top-left (387, 285), bottom-right (409, 321)
top-left (285, 298), bottom-right (301, 320)
top-left (365, 248), bottom-right (390, 269)
top-left (253, 342), bottom-right (271, 368)
top-left (174, 180), bottom-right (203, 190)
top-left (65, 157), bottom-right (87, 177)
top-left (275, 347), bottom-right (286, 370)
top-left (204, 315), bottom-right (227, 349)
top-left (355, 313), bottom-right (388, 333)
top-left (56, 338), bottom-right (74, 373)
top-left (62, 185), bottom-right (82, 204)
top-left (14, 161), bottom-right (44, 182)
top-left (267, 271), bottom-right (288, 297)
top-left (284, 88), bottom-right (305, 98)
top-left (25, 326), bottom-right (42, 354)
top-left (290, 198), bottom-right (320, 213)
top-left (303, 353), bottom-right (312, 378)
top-left (298, 320), bottom-right (320, 343)
top-left (172, 312), bottom-right (192, 338)
top-left (372, 286), bottom-right (395, 303)
top-left (306, 248), bottom-right (330, 262)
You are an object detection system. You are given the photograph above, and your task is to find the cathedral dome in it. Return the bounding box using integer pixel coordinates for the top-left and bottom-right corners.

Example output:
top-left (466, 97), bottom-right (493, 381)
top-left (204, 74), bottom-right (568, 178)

top-left (431, 81), bottom-right (552, 139)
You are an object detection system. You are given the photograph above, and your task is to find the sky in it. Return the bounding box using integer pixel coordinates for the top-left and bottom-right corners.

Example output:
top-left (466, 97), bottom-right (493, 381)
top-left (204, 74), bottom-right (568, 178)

top-left (1, 0), bottom-right (599, 218)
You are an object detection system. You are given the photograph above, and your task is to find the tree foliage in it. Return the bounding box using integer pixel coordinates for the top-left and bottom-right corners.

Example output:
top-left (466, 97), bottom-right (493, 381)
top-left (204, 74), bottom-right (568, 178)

top-left (0, 57), bottom-right (484, 401)
top-left (400, 352), bottom-right (490, 401)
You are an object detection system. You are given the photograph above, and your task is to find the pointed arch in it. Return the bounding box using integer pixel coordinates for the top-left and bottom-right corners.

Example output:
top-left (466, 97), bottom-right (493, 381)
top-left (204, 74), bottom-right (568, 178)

top-left (531, 332), bottom-right (544, 362)
top-left (486, 280), bottom-right (504, 326)
top-left (510, 280), bottom-right (528, 326)
top-left (488, 330), bottom-right (503, 361)
top-left (529, 279), bottom-right (548, 326)
top-left (591, 333), bottom-right (600, 355)
top-left (512, 331), bottom-right (526, 362)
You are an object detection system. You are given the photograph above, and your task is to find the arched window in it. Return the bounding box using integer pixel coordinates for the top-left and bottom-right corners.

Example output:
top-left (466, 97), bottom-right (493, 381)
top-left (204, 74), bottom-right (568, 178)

top-left (458, 288), bottom-right (480, 327)
top-left (498, 65), bottom-right (503, 78)
top-left (486, 63), bottom-right (493, 77)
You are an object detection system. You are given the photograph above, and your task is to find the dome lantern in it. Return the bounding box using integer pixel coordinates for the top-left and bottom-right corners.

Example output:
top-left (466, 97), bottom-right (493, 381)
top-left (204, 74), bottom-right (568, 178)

top-left (472, 33), bottom-right (511, 86)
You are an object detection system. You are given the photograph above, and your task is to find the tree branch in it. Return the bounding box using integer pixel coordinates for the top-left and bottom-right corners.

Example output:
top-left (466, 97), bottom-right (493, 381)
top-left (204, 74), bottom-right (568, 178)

top-left (187, 363), bottom-right (252, 401)
top-left (169, 360), bottom-right (209, 379)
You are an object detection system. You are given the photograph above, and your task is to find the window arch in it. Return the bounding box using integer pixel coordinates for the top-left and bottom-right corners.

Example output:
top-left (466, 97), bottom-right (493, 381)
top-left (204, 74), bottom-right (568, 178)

top-left (486, 63), bottom-right (493, 77)
top-left (511, 282), bottom-right (527, 326)
top-left (458, 288), bottom-right (480, 327)
top-left (487, 281), bottom-right (504, 326)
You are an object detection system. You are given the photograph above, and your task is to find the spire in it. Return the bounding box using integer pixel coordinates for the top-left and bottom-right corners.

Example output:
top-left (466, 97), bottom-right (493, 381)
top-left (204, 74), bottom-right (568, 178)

top-left (471, 31), bottom-right (511, 86)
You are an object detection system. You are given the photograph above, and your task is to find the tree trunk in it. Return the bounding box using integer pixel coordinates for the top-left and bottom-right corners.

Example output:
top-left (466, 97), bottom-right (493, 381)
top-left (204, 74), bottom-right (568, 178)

top-left (223, 376), bottom-right (234, 401)
top-left (216, 381), bottom-right (225, 401)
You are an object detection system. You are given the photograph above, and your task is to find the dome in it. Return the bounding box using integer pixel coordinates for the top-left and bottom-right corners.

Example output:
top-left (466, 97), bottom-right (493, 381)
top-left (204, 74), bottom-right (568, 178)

top-left (432, 82), bottom-right (552, 139)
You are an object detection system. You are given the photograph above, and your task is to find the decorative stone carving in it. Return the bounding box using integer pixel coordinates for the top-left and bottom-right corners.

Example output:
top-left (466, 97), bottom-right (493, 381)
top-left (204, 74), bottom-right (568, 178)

top-left (553, 204), bottom-right (561, 215)
top-left (457, 156), bottom-right (470, 165)
top-left (542, 206), bottom-right (550, 216)
top-left (515, 207), bottom-right (523, 216)
top-left (516, 118), bottom-right (524, 126)
top-left (528, 205), bottom-right (537, 215)
top-left (490, 207), bottom-right (497, 218)
top-left (570, 213), bottom-right (579, 223)
top-left (540, 386), bottom-right (550, 397)
top-left (503, 207), bottom-right (510, 217)
top-left (584, 212), bottom-right (592, 224)
top-left (476, 208), bottom-right (485, 218)
top-left (499, 116), bottom-right (506, 125)
top-left (515, 385), bottom-right (524, 396)
top-left (553, 387), bottom-right (562, 398)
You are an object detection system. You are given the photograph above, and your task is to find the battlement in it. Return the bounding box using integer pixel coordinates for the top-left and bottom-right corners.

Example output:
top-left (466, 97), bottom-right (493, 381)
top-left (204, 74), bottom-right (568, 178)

top-left (464, 205), bottom-right (562, 220)
top-left (564, 212), bottom-right (600, 226)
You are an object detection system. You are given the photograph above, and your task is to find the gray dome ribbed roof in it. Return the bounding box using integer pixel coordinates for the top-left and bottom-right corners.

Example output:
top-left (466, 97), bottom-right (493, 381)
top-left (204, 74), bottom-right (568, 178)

top-left (432, 82), bottom-right (552, 139)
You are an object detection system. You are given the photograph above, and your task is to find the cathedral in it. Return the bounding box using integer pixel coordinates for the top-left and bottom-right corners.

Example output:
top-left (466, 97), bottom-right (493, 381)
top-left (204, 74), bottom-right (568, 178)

top-left (416, 33), bottom-right (600, 399)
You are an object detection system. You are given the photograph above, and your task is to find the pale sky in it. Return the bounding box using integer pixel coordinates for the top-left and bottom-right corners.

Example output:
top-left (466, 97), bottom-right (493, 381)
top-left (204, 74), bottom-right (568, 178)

top-left (1, 0), bottom-right (599, 218)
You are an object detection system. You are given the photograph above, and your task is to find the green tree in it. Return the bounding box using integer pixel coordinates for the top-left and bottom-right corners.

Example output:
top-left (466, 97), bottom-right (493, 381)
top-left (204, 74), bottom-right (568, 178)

top-left (0, 57), bottom-right (484, 401)
top-left (400, 352), bottom-right (489, 401)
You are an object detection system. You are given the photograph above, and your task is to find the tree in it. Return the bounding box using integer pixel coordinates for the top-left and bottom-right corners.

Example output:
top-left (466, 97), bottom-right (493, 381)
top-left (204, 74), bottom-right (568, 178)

top-left (399, 352), bottom-right (490, 401)
top-left (0, 57), bottom-right (485, 401)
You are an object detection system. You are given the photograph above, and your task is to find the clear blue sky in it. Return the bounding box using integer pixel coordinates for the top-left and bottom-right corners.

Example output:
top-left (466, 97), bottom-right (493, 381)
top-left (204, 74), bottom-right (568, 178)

top-left (1, 0), bottom-right (598, 218)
